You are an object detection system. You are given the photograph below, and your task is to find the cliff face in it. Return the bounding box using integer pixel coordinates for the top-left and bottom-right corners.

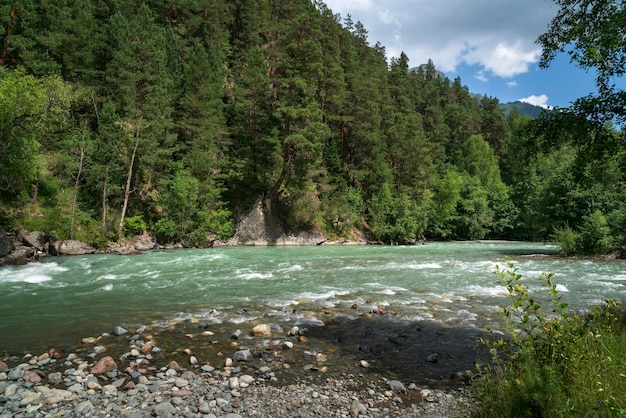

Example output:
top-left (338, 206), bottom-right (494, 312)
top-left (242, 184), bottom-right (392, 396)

top-left (229, 198), bottom-right (329, 246)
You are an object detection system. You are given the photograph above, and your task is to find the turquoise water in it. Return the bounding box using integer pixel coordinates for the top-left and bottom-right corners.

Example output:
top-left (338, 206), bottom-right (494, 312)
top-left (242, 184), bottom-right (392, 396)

top-left (1, 242), bottom-right (625, 354)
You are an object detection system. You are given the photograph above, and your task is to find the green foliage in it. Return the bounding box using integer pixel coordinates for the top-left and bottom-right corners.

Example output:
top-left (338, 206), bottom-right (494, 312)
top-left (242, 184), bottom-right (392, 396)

top-left (123, 216), bottom-right (147, 236)
top-left (553, 210), bottom-right (615, 255)
top-left (0, 1), bottom-right (624, 252)
top-left (538, 0), bottom-right (626, 125)
top-left (0, 68), bottom-right (72, 196)
top-left (472, 261), bottom-right (626, 417)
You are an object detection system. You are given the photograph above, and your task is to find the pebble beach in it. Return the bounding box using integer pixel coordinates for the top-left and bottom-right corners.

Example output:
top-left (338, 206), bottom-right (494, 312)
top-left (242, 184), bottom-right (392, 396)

top-left (0, 312), bottom-right (480, 417)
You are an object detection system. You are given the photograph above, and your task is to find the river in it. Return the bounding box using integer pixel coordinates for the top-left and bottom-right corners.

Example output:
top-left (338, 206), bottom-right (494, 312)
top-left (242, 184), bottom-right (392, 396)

top-left (1, 241), bottom-right (625, 356)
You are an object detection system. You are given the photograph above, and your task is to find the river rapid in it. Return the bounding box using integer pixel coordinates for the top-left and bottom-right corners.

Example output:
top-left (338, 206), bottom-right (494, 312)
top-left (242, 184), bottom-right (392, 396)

top-left (1, 241), bottom-right (624, 356)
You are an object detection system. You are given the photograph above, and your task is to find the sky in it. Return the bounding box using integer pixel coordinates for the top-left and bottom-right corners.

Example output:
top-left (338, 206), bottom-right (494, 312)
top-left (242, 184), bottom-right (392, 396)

top-left (321, 0), bottom-right (599, 109)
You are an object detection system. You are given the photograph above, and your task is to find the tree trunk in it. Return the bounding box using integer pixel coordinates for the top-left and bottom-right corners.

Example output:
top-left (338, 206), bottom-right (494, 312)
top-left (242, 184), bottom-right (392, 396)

top-left (69, 127), bottom-right (87, 239)
top-left (117, 135), bottom-right (139, 240)
top-left (101, 166), bottom-right (108, 232)
top-left (0, 1), bottom-right (17, 67)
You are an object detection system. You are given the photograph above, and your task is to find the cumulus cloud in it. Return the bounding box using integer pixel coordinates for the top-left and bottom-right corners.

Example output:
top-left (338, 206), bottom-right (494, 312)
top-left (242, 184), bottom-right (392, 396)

top-left (519, 94), bottom-right (552, 109)
top-left (323, 0), bottom-right (554, 79)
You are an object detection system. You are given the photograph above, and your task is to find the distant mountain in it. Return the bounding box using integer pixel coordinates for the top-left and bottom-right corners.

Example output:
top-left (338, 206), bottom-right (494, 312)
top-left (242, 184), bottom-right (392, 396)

top-left (408, 64), bottom-right (447, 80)
top-left (499, 101), bottom-right (548, 118)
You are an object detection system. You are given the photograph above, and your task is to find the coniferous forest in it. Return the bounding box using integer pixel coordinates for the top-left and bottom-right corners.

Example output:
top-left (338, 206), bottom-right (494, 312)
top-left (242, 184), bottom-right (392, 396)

top-left (1, 0), bottom-right (624, 254)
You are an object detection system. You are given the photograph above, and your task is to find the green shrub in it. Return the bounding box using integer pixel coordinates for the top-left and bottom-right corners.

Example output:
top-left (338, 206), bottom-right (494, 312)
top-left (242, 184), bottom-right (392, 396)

top-left (552, 226), bottom-right (580, 255)
top-left (471, 261), bottom-right (626, 417)
top-left (123, 215), bottom-right (147, 236)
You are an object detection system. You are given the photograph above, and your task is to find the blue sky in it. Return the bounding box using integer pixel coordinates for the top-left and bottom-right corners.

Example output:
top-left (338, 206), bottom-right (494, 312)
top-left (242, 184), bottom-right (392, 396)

top-left (321, 0), bottom-right (600, 109)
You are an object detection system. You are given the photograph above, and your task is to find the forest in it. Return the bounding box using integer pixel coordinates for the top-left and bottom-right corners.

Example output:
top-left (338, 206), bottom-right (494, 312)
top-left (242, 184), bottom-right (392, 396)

top-left (0, 0), bottom-right (624, 255)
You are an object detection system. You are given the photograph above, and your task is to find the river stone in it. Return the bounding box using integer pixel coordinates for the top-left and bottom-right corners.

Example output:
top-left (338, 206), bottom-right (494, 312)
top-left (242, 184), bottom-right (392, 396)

top-left (0, 227), bottom-right (12, 257)
top-left (23, 371), bottom-right (42, 383)
top-left (153, 401), bottom-right (177, 417)
top-left (350, 400), bottom-right (368, 416)
top-left (19, 391), bottom-right (41, 407)
top-left (0, 361), bottom-right (7, 373)
top-left (49, 240), bottom-right (95, 256)
top-left (251, 324), bottom-right (271, 337)
top-left (40, 388), bottom-right (75, 404)
top-left (75, 400), bottom-right (94, 415)
top-left (389, 380), bottom-right (407, 393)
top-left (233, 349), bottom-right (252, 362)
top-left (91, 356), bottom-right (117, 375)
top-left (111, 326), bottom-right (128, 336)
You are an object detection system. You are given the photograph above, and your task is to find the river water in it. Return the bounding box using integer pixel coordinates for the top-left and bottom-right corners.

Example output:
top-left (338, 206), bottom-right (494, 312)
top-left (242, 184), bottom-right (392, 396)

top-left (1, 241), bottom-right (625, 355)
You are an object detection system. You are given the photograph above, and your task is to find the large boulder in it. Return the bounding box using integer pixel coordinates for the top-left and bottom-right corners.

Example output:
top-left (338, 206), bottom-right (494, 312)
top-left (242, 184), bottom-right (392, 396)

top-left (0, 226), bottom-right (13, 257)
top-left (50, 240), bottom-right (96, 256)
top-left (133, 231), bottom-right (156, 251)
top-left (19, 230), bottom-right (49, 250)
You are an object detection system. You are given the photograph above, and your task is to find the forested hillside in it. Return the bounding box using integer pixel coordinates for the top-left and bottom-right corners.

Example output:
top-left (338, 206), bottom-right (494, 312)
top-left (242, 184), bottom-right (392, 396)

top-left (1, 0), bottom-right (624, 254)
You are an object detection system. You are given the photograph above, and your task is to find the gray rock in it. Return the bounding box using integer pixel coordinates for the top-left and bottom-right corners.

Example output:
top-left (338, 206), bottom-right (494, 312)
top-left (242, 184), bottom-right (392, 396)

top-left (426, 352), bottom-right (439, 363)
top-left (50, 240), bottom-right (95, 256)
top-left (111, 326), bottom-right (128, 336)
top-left (0, 227), bottom-right (13, 257)
top-left (75, 400), bottom-right (94, 415)
top-left (153, 401), bottom-right (177, 417)
top-left (20, 230), bottom-right (48, 250)
top-left (350, 400), bottom-right (368, 416)
top-left (389, 380), bottom-right (407, 393)
top-left (232, 349), bottom-right (252, 362)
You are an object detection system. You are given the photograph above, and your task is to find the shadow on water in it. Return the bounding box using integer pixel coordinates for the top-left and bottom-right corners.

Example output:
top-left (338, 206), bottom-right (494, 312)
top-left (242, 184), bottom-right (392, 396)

top-left (299, 314), bottom-right (492, 389)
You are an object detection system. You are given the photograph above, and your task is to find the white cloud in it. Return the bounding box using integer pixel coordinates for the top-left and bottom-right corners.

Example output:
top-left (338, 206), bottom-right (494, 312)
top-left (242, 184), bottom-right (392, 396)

top-left (379, 8), bottom-right (400, 28)
top-left (506, 81), bottom-right (518, 88)
top-left (475, 70), bottom-right (488, 82)
top-left (519, 94), bottom-right (552, 109)
top-left (323, 0), bottom-right (554, 78)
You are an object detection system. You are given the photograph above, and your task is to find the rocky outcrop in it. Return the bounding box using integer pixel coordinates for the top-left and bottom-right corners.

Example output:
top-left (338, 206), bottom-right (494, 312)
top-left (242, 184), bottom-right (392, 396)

top-left (0, 226), bottom-right (12, 257)
top-left (50, 240), bottom-right (96, 256)
top-left (108, 231), bottom-right (156, 255)
top-left (230, 198), bottom-right (331, 246)
top-left (19, 230), bottom-right (49, 251)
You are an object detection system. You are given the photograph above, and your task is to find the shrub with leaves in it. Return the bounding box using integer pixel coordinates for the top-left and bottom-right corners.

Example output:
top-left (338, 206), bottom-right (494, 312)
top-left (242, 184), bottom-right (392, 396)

top-left (471, 260), bottom-right (626, 417)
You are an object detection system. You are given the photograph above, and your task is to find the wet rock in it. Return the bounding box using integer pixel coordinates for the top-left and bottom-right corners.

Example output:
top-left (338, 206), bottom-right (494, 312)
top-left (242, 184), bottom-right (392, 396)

top-left (252, 324), bottom-right (271, 337)
top-left (233, 349), bottom-right (252, 362)
top-left (426, 353), bottom-right (439, 363)
top-left (90, 356), bottom-right (118, 375)
top-left (0, 362), bottom-right (7, 373)
top-left (111, 326), bottom-right (128, 336)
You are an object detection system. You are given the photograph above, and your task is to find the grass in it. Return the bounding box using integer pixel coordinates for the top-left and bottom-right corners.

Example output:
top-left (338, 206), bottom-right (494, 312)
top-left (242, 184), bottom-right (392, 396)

top-left (469, 261), bottom-right (626, 418)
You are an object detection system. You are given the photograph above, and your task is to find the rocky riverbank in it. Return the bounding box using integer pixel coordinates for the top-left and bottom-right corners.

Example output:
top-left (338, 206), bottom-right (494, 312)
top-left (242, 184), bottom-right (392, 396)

top-left (0, 312), bottom-right (482, 417)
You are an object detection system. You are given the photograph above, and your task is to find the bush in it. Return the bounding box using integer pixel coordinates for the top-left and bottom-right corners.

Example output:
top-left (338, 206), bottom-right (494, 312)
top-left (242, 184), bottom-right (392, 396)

top-left (123, 215), bottom-right (147, 236)
top-left (471, 261), bottom-right (626, 417)
top-left (552, 226), bottom-right (580, 255)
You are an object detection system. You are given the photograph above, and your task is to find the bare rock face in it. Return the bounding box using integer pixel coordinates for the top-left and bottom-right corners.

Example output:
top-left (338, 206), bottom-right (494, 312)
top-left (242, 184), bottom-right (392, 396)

top-left (133, 231), bottom-right (156, 251)
top-left (0, 226), bottom-right (13, 257)
top-left (50, 240), bottom-right (96, 256)
top-left (20, 230), bottom-right (49, 250)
